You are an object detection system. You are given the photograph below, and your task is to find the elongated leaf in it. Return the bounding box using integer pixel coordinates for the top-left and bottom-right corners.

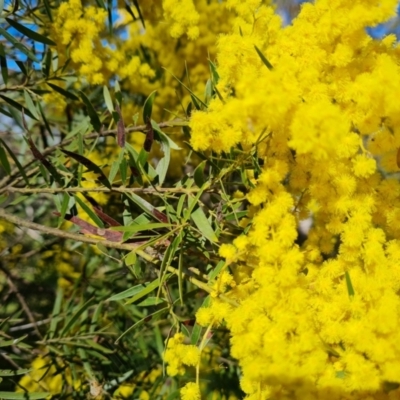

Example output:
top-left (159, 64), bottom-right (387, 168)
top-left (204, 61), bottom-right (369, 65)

top-left (73, 195), bottom-right (104, 228)
top-left (23, 90), bottom-right (40, 120)
top-left (28, 138), bottom-right (63, 185)
top-left (194, 160), bottom-right (206, 187)
top-left (0, 27), bottom-right (38, 62)
top-left (0, 368), bottom-right (31, 377)
top-left (0, 138), bottom-right (28, 184)
top-left (0, 141), bottom-right (11, 174)
top-left (137, 297), bottom-right (165, 306)
top-left (79, 90), bottom-right (101, 132)
top-left (60, 297), bottom-right (96, 336)
top-left (125, 250), bottom-right (137, 266)
top-left (0, 44), bottom-right (8, 84)
top-left (0, 335), bottom-right (27, 347)
top-left (112, 222), bottom-right (172, 233)
top-left (115, 103), bottom-right (125, 147)
top-left (191, 206), bottom-right (218, 243)
top-left (0, 94), bottom-right (37, 120)
top-left (61, 149), bottom-right (111, 189)
top-left (142, 90), bottom-right (156, 125)
top-left (190, 323), bottom-right (202, 345)
top-left (115, 307), bottom-right (168, 343)
top-left (47, 82), bottom-right (78, 101)
top-left (345, 271), bottom-right (355, 297)
top-left (103, 85), bottom-right (114, 113)
top-left (125, 192), bottom-right (168, 223)
top-left (0, 392), bottom-right (51, 399)
top-left (108, 284), bottom-right (148, 301)
top-left (254, 45), bottom-right (273, 70)
top-left (208, 59), bottom-right (219, 84)
top-left (6, 17), bottom-right (56, 46)
top-left (125, 275), bottom-right (171, 305)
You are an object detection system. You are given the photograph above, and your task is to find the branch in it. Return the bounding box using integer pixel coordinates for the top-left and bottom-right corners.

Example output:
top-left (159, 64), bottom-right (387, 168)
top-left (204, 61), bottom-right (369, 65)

top-left (0, 208), bottom-right (155, 262)
top-left (2, 185), bottom-right (211, 195)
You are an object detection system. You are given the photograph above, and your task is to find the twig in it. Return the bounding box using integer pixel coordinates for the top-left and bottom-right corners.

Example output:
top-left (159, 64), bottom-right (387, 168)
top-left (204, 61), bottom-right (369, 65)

top-left (2, 185), bottom-right (213, 195)
top-left (1, 264), bottom-right (43, 339)
top-left (0, 208), bottom-right (156, 262)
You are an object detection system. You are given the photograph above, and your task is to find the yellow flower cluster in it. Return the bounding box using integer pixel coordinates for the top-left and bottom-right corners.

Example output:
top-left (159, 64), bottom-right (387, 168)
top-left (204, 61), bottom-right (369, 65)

top-left (188, 0), bottom-right (400, 398)
top-left (163, 332), bottom-right (200, 376)
top-left (52, 0), bottom-right (108, 84)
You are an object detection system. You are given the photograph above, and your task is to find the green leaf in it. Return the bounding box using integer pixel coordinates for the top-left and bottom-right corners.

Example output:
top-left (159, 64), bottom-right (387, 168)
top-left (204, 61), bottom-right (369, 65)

top-left (49, 287), bottom-right (63, 338)
top-left (112, 222), bottom-right (172, 233)
top-left (0, 138), bottom-right (28, 184)
top-left (103, 85), bottom-right (114, 113)
top-left (108, 283), bottom-right (148, 301)
top-left (61, 149), bottom-right (111, 189)
top-left (47, 82), bottom-right (78, 101)
top-left (0, 44), bottom-right (8, 84)
top-left (74, 195), bottom-right (104, 228)
top-left (6, 17), bottom-right (56, 46)
top-left (79, 90), bottom-right (102, 132)
top-left (0, 392), bottom-right (51, 399)
top-left (204, 78), bottom-right (213, 105)
top-left (208, 260), bottom-right (225, 281)
top-left (191, 206), bottom-right (218, 243)
top-left (142, 90), bottom-right (157, 124)
top-left (345, 270), bottom-right (355, 297)
top-left (0, 368), bottom-right (31, 377)
top-left (115, 307), bottom-right (168, 343)
top-left (0, 335), bottom-right (28, 348)
top-left (208, 59), bottom-right (219, 84)
top-left (0, 94), bottom-right (37, 120)
top-left (58, 192), bottom-right (71, 227)
top-left (42, 0), bottom-right (53, 21)
top-left (125, 250), bottom-right (137, 266)
top-left (194, 160), bottom-right (206, 188)
top-left (137, 297), bottom-right (166, 306)
top-left (190, 323), bottom-right (202, 345)
top-left (254, 45), bottom-right (273, 70)
top-left (125, 275), bottom-right (171, 305)
top-left (60, 297), bottom-right (96, 336)
top-left (0, 141), bottom-right (11, 174)
top-left (23, 90), bottom-right (40, 120)
top-left (0, 26), bottom-right (38, 62)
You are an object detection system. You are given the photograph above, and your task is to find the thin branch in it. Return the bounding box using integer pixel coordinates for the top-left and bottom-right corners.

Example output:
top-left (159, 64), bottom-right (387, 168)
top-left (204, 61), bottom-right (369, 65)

top-left (2, 185), bottom-right (211, 195)
top-left (0, 262), bottom-right (43, 339)
top-left (0, 208), bottom-right (156, 262)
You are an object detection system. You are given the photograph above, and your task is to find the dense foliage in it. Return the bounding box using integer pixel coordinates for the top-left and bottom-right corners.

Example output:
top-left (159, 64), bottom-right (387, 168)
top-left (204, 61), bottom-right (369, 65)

top-left (2, 0), bottom-right (400, 399)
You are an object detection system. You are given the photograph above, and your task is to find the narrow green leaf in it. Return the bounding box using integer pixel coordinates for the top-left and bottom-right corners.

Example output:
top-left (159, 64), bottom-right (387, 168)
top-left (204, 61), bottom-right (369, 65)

top-left (0, 368), bottom-right (31, 377)
top-left (0, 44), bottom-right (8, 84)
top-left (0, 335), bottom-right (27, 347)
top-left (137, 297), bottom-right (165, 306)
top-left (79, 90), bottom-right (102, 132)
top-left (58, 192), bottom-right (71, 227)
top-left (74, 195), bottom-right (104, 228)
top-left (112, 222), bottom-right (172, 233)
top-left (204, 78), bottom-right (213, 105)
top-left (42, 0), bottom-right (53, 21)
top-left (103, 85), bottom-right (114, 113)
top-left (345, 271), bottom-right (355, 297)
top-left (0, 141), bottom-right (11, 174)
top-left (38, 102), bottom-right (53, 138)
top-left (23, 90), bottom-right (40, 120)
top-left (125, 275), bottom-right (171, 305)
top-left (115, 307), bottom-right (168, 343)
top-left (60, 297), bottom-right (96, 336)
top-left (191, 207), bottom-right (218, 243)
top-left (190, 323), bottom-right (202, 345)
top-left (208, 59), bottom-right (219, 84)
top-left (0, 26), bottom-right (38, 62)
top-left (47, 82), bottom-right (78, 101)
top-left (0, 138), bottom-right (28, 184)
top-left (0, 392), bottom-right (51, 399)
top-left (62, 149), bottom-right (111, 189)
top-left (208, 260), bottom-right (225, 281)
top-left (6, 17), bottom-right (56, 46)
top-left (125, 250), bottom-right (137, 266)
top-left (254, 45), bottom-right (273, 70)
top-left (194, 160), bottom-right (206, 188)
top-left (49, 287), bottom-right (63, 338)
top-left (142, 90), bottom-right (157, 124)
top-left (0, 94), bottom-right (37, 120)
top-left (108, 284), bottom-right (148, 302)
